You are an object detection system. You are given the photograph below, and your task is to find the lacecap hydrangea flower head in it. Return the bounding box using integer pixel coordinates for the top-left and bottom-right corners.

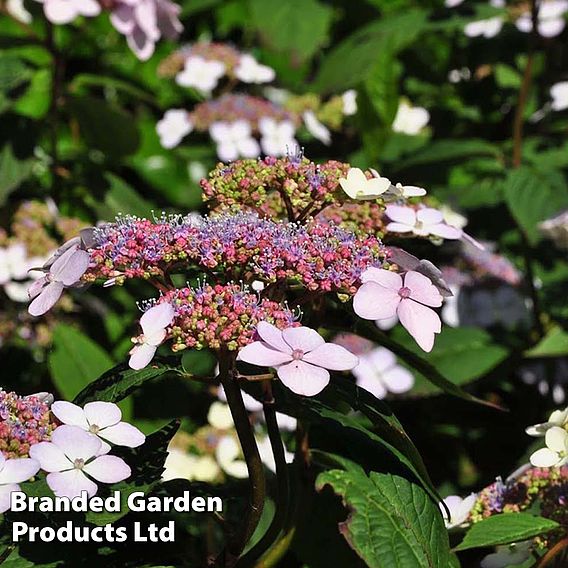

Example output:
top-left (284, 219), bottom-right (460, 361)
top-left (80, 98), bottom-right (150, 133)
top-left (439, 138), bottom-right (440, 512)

top-left (28, 154), bottom-right (465, 396)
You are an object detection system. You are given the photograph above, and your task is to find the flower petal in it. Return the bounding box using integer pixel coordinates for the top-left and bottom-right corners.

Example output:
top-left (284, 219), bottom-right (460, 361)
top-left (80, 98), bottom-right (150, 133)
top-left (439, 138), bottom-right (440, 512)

top-left (427, 223), bottom-right (462, 240)
top-left (51, 401), bottom-right (89, 429)
top-left (404, 271), bottom-right (443, 307)
top-left (99, 422), bottom-right (145, 448)
top-left (29, 442), bottom-right (71, 473)
top-left (530, 447), bottom-right (561, 468)
top-left (51, 425), bottom-right (102, 461)
top-left (46, 469), bottom-right (98, 499)
top-left (28, 281), bottom-right (64, 316)
top-left (129, 343), bottom-right (158, 370)
top-left (84, 401), bottom-right (121, 429)
top-left (385, 205), bottom-right (416, 226)
top-left (282, 326), bottom-right (325, 352)
top-left (303, 343), bottom-right (359, 371)
top-left (545, 426), bottom-right (568, 452)
top-left (83, 455), bottom-right (131, 483)
top-left (277, 360), bottom-right (330, 396)
top-left (140, 303), bottom-right (174, 337)
top-left (238, 341), bottom-right (293, 367)
top-left (416, 208), bottom-right (444, 225)
top-left (0, 458), bottom-right (40, 484)
top-left (397, 299), bottom-right (441, 353)
top-left (256, 321), bottom-right (291, 353)
top-left (360, 267), bottom-right (402, 289)
top-left (366, 347), bottom-right (396, 372)
top-left (0, 484), bottom-right (20, 513)
top-left (381, 366), bottom-right (415, 394)
top-left (353, 282), bottom-right (400, 321)
top-left (51, 247), bottom-right (89, 286)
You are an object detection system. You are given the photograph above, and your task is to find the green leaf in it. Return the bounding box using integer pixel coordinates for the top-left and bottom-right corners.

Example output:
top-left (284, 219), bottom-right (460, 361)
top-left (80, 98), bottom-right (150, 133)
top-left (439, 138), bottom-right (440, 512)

top-left (0, 56), bottom-right (31, 92)
top-left (0, 143), bottom-right (32, 205)
top-left (316, 457), bottom-right (451, 568)
top-left (314, 10), bottom-right (427, 93)
top-left (252, 376), bottom-right (440, 504)
top-left (67, 95), bottom-right (140, 158)
top-left (12, 68), bottom-right (52, 119)
top-left (525, 325), bottom-right (568, 358)
top-left (454, 513), bottom-right (559, 552)
top-left (355, 321), bottom-right (503, 408)
top-left (73, 358), bottom-right (180, 406)
top-left (96, 173), bottom-right (155, 220)
top-left (248, 0), bottom-right (333, 63)
top-left (504, 167), bottom-right (568, 245)
top-left (49, 324), bottom-right (114, 400)
top-left (390, 326), bottom-right (509, 396)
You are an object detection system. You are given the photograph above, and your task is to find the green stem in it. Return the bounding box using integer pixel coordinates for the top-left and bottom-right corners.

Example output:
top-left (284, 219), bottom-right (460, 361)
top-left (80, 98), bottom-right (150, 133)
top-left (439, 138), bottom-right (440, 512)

top-left (238, 381), bottom-right (289, 566)
top-left (216, 353), bottom-right (266, 567)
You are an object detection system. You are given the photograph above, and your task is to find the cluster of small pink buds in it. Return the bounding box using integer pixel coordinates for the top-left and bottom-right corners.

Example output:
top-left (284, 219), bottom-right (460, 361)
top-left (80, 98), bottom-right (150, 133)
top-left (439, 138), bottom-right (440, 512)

top-left (201, 154), bottom-right (350, 220)
top-left (0, 391), bottom-right (56, 459)
top-left (85, 212), bottom-right (385, 294)
top-left (317, 201), bottom-right (386, 237)
top-left (469, 466), bottom-right (568, 523)
top-left (158, 283), bottom-right (298, 352)
top-left (190, 94), bottom-right (296, 133)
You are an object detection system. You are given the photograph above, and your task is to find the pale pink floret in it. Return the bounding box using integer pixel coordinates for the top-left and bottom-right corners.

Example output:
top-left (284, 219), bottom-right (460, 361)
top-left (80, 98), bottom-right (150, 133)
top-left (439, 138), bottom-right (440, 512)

top-left (0, 454), bottom-right (40, 513)
top-left (52, 401), bottom-right (145, 455)
top-left (353, 268), bottom-right (443, 352)
top-left (238, 322), bottom-right (359, 396)
top-left (385, 205), bottom-right (462, 240)
top-left (30, 425), bottom-right (131, 499)
top-left (27, 244), bottom-right (90, 316)
top-left (35, 0), bottom-right (100, 25)
top-left (129, 302), bottom-right (175, 370)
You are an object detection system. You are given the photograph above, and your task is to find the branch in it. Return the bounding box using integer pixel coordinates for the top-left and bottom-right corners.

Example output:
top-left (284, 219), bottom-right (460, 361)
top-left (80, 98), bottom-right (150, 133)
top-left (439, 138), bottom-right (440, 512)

top-left (215, 353), bottom-right (266, 567)
top-left (237, 381), bottom-right (290, 566)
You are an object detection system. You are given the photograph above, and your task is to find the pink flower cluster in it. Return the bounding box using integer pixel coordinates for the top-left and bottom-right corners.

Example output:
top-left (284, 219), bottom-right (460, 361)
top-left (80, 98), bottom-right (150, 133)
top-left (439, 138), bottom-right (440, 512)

top-left (470, 466), bottom-right (568, 528)
top-left (317, 201), bottom-right (386, 236)
top-left (201, 155), bottom-right (350, 220)
top-left (151, 283), bottom-right (298, 352)
top-left (0, 391), bottom-right (56, 459)
top-left (190, 95), bottom-right (296, 134)
top-left (85, 213), bottom-right (386, 294)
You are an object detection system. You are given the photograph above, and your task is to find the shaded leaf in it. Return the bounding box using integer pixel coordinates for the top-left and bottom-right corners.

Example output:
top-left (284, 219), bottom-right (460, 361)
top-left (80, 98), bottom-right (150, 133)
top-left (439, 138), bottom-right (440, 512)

top-left (454, 513), bottom-right (559, 552)
top-left (316, 456), bottom-right (451, 568)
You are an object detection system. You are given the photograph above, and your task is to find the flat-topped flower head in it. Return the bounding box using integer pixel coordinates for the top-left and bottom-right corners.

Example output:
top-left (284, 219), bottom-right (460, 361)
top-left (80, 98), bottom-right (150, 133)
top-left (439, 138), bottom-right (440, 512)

top-left (0, 453), bottom-right (40, 513)
top-left (52, 401), bottom-right (145, 454)
top-left (354, 268), bottom-right (443, 352)
top-left (129, 302), bottom-right (175, 369)
top-left (385, 205), bottom-right (462, 240)
top-left (0, 390), bottom-right (56, 458)
top-left (30, 425), bottom-right (131, 499)
top-left (27, 244), bottom-right (89, 316)
top-left (238, 322), bottom-right (359, 396)
top-left (339, 168), bottom-right (391, 201)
